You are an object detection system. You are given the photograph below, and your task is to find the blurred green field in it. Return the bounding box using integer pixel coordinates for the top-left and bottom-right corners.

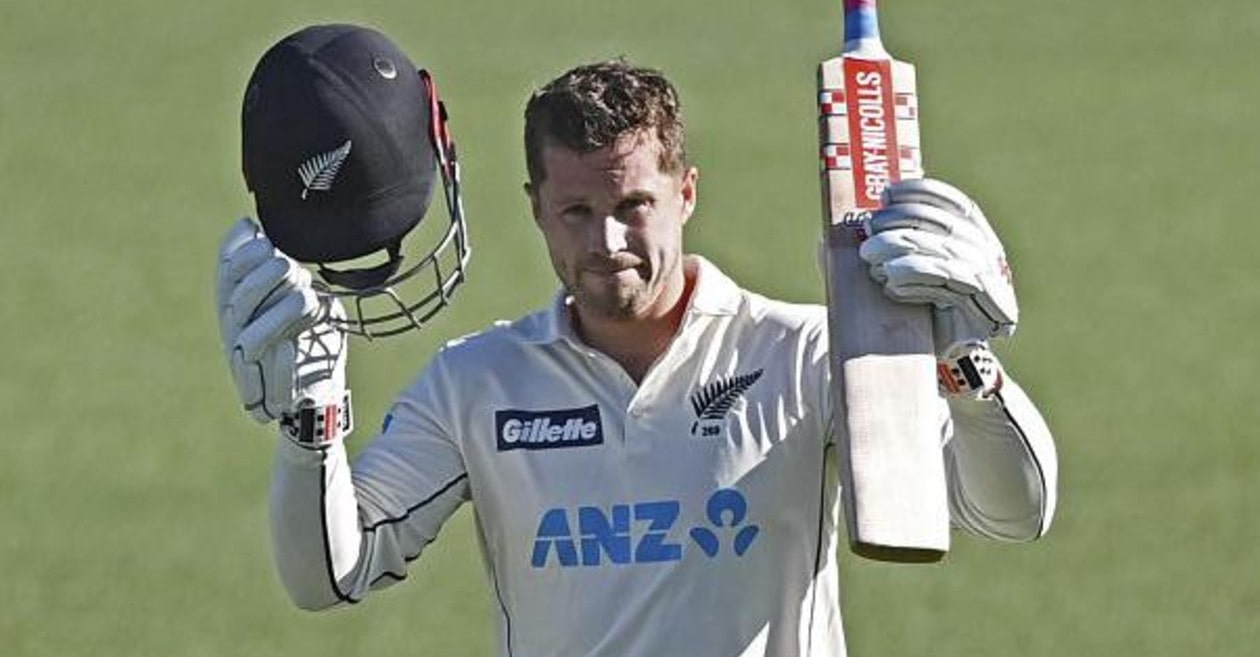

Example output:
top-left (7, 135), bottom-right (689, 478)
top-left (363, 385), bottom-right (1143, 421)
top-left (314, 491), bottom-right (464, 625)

top-left (2, 0), bottom-right (1258, 655)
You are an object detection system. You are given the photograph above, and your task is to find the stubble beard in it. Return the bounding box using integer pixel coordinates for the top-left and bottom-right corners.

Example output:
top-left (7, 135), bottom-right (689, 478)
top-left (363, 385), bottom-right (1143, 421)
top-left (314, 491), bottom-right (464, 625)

top-left (568, 267), bottom-right (651, 320)
top-left (567, 249), bottom-right (687, 323)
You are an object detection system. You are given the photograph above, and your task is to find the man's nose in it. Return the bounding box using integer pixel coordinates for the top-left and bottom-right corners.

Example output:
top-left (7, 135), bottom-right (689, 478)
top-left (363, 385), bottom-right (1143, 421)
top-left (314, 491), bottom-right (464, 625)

top-left (592, 215), bottom-right (628, 254)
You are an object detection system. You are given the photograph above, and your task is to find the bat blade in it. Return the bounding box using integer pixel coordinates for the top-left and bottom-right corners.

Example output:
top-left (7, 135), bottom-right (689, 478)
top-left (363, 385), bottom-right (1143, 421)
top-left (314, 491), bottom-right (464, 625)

top-left (819, 1), bottom-right (949, 563)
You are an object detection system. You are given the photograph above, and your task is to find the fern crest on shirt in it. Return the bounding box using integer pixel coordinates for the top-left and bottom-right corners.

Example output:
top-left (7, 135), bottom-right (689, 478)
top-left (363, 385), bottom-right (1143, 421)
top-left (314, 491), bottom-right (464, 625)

top-left (690, 369), bottom-right (763, 435)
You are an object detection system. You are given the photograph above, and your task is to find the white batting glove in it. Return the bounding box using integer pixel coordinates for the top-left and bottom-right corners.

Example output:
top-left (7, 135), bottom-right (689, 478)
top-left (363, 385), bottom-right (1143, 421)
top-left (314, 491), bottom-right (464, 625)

top-left (216, 218), bottom-right (352, 444)
top-left (859, 178), bottom-right (1018, 353)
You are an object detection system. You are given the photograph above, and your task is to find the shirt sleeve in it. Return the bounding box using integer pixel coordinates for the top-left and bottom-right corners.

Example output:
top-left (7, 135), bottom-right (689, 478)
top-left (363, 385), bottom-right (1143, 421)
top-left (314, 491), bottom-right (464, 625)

top-left (942, 370), bottom-right (1059, 542)
top-left (268, 354), bottom-right (471, 610)
top-left (803, 314), bottom-right (835, 446)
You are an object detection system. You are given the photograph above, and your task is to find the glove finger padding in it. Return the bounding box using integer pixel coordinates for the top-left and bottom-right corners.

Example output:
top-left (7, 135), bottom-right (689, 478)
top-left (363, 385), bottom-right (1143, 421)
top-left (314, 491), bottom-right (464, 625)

top-left (866, 201), bottom-right (957, 237)
top-left (882, 178), bottom-right (975, 219)
top-left (215, 217), bottom-right (352, 428)
top-left (883, 245), bottom-right (988, 295)
top-left (894, 179), bottom-right (1007, 255)
top-left (862, 231), bottom-right (988, 297)
top-left (217, 220), bottom-right (280, 346)
top-left (880, 179), bottom-right (1004, 257)
top-left (235, 286), bottom-right (322, 362)
top-left (219, 216), bottom-right (261, 252)
top-left (882, 256), bottom-right (981, 300)
top-left (865, 178), bottom-right (1019, 343)
top-left (227, 254), bottom-right (313, 335)
top-left (860, 223), bottom-right (950, 268)
top-left (216, 220), bottom-right (271, 310)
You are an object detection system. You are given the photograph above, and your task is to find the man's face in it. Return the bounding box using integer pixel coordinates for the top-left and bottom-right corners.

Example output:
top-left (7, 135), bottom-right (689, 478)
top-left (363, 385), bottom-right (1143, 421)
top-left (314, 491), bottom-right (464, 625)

top-left (527, 131), bottom-right (697, 321)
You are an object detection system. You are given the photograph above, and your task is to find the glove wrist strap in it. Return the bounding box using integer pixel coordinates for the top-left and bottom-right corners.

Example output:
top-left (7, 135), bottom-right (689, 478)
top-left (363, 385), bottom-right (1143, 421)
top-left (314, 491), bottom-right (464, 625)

top-left (937, 343), bottom-right (1004, 399)
top-left (280, 391), bottom-right (353, 447)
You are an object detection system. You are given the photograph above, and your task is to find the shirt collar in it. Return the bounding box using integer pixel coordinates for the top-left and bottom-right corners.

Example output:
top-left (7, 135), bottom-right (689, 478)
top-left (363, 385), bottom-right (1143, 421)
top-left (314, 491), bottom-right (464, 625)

top-left (685, 255), bottom-right (742, 317)
top-left (522, 254), bottom-right (742, 345)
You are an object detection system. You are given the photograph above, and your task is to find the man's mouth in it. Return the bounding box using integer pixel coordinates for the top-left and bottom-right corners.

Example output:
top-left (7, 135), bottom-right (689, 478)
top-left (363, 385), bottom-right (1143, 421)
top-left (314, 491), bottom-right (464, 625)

top-left (585, 254), bottom-right (642, 275)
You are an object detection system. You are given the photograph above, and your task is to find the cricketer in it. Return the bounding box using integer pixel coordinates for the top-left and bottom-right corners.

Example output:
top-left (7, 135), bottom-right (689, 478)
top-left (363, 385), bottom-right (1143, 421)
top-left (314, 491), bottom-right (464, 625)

top-left (215, 24), bottom-right (1058, 657)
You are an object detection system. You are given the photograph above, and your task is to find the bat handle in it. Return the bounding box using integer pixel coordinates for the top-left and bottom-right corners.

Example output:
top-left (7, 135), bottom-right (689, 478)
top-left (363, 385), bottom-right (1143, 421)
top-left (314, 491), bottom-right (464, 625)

top-left (843, 0), bottom-right (885, 54)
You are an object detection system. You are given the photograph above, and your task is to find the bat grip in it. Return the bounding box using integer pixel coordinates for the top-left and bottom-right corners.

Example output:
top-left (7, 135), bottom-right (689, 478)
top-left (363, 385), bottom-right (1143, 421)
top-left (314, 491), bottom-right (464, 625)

top-left (843, 0), bottom-right (882, 45)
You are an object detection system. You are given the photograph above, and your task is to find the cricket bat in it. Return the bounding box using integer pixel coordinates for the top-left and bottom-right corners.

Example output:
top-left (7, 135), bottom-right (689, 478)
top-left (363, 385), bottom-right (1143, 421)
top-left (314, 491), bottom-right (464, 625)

top-left (818, 0), bottom-right (950, 563)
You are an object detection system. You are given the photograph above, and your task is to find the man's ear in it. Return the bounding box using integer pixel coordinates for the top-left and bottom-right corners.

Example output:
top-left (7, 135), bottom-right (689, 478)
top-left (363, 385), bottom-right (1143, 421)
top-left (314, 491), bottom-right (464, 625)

top-left (679, 166), bottom-right (699, 225)
top-left (524, 181), bottom-right (543, 226)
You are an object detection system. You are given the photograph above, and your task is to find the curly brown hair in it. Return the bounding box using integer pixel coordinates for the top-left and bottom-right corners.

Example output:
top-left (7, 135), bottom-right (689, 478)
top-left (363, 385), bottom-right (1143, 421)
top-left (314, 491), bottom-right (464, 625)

top-left (524, 60), bottom-right (688, 184)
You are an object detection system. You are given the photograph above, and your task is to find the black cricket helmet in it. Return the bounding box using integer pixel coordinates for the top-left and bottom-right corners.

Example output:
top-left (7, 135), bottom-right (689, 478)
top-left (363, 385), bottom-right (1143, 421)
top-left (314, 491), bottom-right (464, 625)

top-left (242, 24), bottom-right (469, 338)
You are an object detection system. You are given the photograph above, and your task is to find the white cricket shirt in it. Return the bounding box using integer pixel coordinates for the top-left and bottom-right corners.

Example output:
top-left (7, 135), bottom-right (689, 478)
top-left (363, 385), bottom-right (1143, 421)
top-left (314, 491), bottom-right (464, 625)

top-left (269, 256), bottom-right (1056, 657)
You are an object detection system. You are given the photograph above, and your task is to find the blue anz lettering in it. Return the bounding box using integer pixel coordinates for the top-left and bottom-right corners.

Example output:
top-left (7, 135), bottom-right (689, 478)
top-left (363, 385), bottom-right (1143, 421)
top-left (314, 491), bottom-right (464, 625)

top-left (633, 501), bottom-right (683, 563)
top-left (578, 505), bottom-right (632, 565)
top-left (530, 489), bottom-right (758, 568)
top-left (531, 508), bottom-right (578, 567)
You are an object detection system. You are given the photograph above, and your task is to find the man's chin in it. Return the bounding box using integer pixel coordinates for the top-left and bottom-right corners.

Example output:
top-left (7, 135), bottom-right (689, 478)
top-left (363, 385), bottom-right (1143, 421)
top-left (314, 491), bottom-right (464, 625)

top-left (573, 287), bottom-right (645, 321)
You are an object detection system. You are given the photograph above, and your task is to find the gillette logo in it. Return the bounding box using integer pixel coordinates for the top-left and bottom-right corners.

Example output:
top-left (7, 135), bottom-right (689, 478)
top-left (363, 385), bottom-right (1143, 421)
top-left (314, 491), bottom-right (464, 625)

top-left (496, 405), bottom-right (603, 451)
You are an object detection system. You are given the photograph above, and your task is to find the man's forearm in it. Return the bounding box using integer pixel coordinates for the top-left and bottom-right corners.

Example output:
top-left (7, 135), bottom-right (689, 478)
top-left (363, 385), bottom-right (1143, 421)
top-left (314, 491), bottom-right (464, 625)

top-left (944, 373), bottom-right (1059, 541)
top-left (269, 438), bottom-right (370, 610)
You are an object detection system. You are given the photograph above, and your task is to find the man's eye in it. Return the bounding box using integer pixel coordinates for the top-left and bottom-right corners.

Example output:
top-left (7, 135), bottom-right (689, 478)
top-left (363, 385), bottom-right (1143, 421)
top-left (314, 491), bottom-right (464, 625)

top-left (561, 205), bottom-right (592, 221)
top-left (619, 198), bottom-right (653, 216)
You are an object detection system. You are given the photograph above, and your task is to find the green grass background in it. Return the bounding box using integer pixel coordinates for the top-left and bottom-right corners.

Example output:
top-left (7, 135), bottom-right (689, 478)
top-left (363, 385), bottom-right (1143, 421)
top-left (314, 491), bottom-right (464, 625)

top-left (2, 0), bottom-right (1257, 655)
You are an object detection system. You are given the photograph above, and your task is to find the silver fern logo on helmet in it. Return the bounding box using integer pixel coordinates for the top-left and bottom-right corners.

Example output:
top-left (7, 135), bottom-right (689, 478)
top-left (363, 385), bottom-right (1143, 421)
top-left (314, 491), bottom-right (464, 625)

top-left (298, 140), bottom-right (352, 199)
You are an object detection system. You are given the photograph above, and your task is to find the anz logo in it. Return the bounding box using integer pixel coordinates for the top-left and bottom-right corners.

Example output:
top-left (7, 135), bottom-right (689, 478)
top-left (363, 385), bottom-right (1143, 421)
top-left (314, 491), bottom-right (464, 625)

top-left (531, 489), bottom-right (760, 568)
